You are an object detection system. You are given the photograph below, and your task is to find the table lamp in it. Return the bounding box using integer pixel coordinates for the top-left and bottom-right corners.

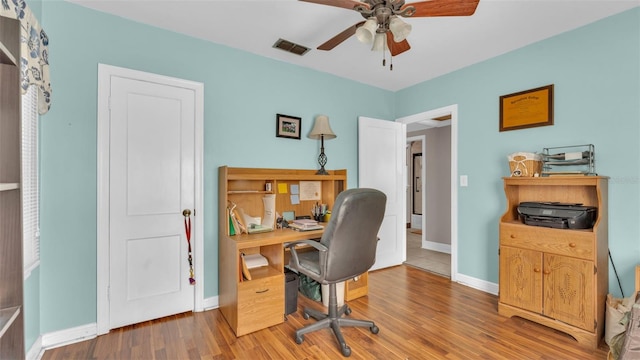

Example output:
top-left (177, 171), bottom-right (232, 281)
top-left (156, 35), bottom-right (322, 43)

top-left (308, 115), bottom-right (337, 175)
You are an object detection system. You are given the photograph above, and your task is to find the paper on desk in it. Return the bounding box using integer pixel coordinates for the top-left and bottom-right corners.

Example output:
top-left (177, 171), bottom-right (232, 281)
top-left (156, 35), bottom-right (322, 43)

top-left (241, 211), bottom-right (261, 227)
top-left (564, 152), bottom-right (583, 160)
top-left (242, 253), bottom-right (268, 268)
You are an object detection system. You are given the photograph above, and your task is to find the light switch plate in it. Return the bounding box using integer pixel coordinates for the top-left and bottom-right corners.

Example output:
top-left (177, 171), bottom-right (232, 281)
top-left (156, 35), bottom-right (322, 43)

top-left (460, 175), bottom-right (468, 187)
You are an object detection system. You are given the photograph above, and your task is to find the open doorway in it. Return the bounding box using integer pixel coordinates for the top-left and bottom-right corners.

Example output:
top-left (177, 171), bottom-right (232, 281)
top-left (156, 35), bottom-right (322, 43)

top-left (397, 105), bottom-right (457, 280)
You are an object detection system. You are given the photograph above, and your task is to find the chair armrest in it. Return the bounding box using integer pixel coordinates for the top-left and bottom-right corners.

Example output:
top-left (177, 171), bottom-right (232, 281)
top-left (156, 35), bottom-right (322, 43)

top-left (286, 240), bottom-right (328, 273)
top-left (286, 239), bottom-right (327, 252)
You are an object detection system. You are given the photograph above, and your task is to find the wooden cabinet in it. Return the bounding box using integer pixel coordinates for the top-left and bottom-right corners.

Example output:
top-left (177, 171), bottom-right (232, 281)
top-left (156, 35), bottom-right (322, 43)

top-left (219, 167), bottom-right (369, 336)
top-left (498, 176), bottom-right (608, 349)
top-left (345, 273), bottom-right (368, 301)
top-left (0, 16), bottom-right (25, 360)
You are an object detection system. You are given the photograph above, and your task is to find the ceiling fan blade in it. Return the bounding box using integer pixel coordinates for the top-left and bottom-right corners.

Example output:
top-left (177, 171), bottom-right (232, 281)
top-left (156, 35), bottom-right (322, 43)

top-left (402, 0), bottom-right (480, 17)
top-left (299, 0), bottom-right (370, 11)
top-left (386, 32), bottom-right (411, 56)
top-left (317, 21), bottom-right (365, 51)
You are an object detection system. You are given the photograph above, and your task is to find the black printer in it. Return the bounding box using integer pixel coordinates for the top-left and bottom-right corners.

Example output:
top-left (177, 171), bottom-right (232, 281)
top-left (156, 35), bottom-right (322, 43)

top-left (517, 202), bottom-right (597, 229)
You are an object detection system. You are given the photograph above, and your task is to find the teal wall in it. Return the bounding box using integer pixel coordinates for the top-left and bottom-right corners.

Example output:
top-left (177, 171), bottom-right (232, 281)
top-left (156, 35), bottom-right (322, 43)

top-left (396, 8), bottom-right (640, 294)
top-left (31, 0), bottom-right (639, 341)
top-left (24, 268), bottom-right (40, 351)
top-left (37, 1), bottom-right (393, 334)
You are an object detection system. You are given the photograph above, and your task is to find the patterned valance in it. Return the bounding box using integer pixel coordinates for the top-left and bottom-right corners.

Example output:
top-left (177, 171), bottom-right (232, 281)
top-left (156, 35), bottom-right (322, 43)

top-left (1, 0), bottom-right (51, 114)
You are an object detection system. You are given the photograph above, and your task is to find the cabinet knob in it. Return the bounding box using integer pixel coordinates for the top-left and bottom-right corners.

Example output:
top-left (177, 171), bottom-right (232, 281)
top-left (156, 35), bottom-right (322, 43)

top-left (510, 234), bottom-right (516, 239)
top-left (543, 269), bottom-right (551, 275)
top-left (569, 243), bottom-right (576, 248)
top-left (533, 267), bottom-right (541, 273)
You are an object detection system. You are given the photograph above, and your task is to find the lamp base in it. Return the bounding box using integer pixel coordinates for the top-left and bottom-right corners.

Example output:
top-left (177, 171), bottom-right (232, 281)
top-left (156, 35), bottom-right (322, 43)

top-left (316, 147), bottom-right (329, 175)
top-left (316, 167), bottom-right (329, 175)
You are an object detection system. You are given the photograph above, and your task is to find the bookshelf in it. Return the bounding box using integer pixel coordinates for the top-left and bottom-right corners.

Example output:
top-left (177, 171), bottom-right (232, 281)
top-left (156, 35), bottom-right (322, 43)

top-left (0, 16), bottom-right (25, 360)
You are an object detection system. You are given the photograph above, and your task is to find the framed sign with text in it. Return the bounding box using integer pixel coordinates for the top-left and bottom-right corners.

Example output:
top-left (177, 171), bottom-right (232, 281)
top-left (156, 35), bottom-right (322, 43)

top-left (499, 84), bottom-right (554, 132)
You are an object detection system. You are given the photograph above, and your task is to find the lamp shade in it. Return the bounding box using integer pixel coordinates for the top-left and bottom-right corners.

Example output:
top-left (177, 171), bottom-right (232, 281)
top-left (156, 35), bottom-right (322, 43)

top-left (355, 18), bottom-right (377, 44)
top-left (389, 16), bottom-right (412, 42)
top-left (308, 115), bottom-right (337, 140)
top-left (371, 33), bottom-right (389, 52)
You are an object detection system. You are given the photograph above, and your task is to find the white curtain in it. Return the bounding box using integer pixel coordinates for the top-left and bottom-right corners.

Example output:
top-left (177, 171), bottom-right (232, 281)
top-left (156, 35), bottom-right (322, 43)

top-left (1, 0), bottom-right (52, 114)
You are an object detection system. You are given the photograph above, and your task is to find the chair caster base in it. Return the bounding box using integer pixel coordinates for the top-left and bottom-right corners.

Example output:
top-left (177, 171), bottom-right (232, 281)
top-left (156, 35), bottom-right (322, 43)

top-left (295, 334), bottom-right (304, 344)
top-left (370, 325), bottom-right (379, 334)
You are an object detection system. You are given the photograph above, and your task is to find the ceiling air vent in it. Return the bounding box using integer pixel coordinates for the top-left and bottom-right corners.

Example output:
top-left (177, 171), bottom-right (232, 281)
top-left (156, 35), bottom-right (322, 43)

top-left (273, 38), bottom-right (310, 56)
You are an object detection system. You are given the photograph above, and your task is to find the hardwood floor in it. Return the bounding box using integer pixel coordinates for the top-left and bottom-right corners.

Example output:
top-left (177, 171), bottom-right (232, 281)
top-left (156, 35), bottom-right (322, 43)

top-left (42, 266), bottom-right (609, 359)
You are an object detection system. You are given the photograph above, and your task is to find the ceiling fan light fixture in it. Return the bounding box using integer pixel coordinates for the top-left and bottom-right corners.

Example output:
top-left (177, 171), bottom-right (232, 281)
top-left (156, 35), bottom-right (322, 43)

top-left (371, 32), bottom-right (388, 52)
top-left (355, 17), bottom-right (377, 44)
top-left (389, 16), bottom-right (412, 42)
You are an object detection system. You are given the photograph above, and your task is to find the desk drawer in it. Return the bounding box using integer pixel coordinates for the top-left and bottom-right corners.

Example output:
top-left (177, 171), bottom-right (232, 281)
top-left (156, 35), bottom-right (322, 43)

top-left (500, 223), bottom-right (594, 260)
top-left (237, 275), bottom-right (284, 336)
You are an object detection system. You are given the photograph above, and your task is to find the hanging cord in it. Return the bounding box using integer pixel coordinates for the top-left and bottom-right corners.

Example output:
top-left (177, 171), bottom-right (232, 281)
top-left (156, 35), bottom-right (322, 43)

top-left (183, 209), bottom-right (195, 285)
top-left (608, 249), bottom-right (624, 297)
top-left (380, 50), bottom-right (394, 70)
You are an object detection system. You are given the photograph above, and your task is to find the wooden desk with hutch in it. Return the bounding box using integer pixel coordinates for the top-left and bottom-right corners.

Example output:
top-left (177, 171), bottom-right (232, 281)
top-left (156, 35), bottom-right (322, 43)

top-left (218, 167), bottom-right (369, 336)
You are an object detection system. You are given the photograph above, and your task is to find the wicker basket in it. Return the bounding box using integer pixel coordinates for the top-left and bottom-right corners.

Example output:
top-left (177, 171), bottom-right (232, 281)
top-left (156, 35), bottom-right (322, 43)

top-left (508, 152), bottom-right (543, 177)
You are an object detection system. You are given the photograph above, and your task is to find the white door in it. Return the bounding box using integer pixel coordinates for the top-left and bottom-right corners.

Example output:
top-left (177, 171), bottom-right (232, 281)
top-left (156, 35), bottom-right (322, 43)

top-left (108, 74), bottom-right (196, 329)
top-left (358, 116), bottom-right (406, 270)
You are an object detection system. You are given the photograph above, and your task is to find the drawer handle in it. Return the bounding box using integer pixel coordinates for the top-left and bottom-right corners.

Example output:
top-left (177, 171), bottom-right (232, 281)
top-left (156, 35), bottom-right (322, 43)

top-left (510, 234), bottom-right (516, 239)
top-left (533, 268), bottom-right (541, 273)
top-left (569, 243), bottom-right (577, 247)
top-left (256, 289), bottom-right (269, 294)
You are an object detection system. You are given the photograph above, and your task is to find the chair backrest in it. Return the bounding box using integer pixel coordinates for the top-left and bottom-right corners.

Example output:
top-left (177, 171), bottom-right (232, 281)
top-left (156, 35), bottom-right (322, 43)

top-left (319, 188), bottom-right (386, 283)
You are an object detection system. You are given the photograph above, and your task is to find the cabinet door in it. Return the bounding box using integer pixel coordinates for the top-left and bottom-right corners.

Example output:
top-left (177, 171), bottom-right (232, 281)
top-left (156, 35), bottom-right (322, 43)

top-left (543, 254), bottom-right (594, 331)
top-left (499, 246), bottom-right (543, 313)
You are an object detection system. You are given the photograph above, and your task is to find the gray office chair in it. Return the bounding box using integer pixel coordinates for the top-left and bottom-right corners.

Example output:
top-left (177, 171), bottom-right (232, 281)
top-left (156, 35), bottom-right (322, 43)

top-left (286, 188), bottom-right (386, 357)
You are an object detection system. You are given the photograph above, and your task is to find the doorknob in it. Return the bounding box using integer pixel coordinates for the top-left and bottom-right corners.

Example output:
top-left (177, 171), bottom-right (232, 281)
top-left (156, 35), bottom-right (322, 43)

top-left (183, 209), bottom-right (191, 217)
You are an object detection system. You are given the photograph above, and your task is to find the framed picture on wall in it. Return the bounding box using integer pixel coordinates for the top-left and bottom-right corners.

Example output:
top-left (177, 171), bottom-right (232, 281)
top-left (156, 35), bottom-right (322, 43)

top-left (499, 84), bottom-right (554, 131)
top-left (276, 114), bottom-right (301, 139)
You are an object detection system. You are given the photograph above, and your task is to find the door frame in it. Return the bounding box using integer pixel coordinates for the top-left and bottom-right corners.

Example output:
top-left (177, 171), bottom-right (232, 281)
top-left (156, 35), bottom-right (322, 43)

top-left (396, 104), bottom-right (458, 281)
top-left (406, 136), bottom-right (426, 232)
top-left (96, 64), bottom-right (205, 335)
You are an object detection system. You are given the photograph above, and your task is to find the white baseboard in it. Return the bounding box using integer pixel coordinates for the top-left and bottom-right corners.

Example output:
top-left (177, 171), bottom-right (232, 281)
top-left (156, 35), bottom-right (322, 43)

top-left (37, 298), bottom-right (219, 353)
top-left (41, 323), bottom-right (97, 350)
top-left (203, 295), bottom-right (219, 310)
top-left (455, 273), bottom-right (499, 295)
top-left (26, 335), bottom-right (43, 360)
top-left (423, 240), bottom-right (451, 254)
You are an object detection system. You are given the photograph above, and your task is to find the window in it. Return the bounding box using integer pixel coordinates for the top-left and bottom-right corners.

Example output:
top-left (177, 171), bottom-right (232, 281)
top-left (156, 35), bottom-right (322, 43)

top-left (22, 85), bottom-right (40, 278)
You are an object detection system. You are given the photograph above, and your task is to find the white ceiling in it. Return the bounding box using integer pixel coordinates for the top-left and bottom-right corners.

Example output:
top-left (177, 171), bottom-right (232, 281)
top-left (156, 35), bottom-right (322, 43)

top-left (65, 0), bottom-right (638, 92)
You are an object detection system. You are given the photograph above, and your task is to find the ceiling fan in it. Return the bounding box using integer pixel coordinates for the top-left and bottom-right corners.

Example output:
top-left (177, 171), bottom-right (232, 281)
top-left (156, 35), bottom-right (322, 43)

top-left (301, 0), bottom-right (479, 64)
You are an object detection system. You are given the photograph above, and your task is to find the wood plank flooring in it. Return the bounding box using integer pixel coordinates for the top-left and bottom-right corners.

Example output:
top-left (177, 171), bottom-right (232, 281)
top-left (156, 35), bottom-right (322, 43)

top-left (42, 266), bottom-right (610, 359)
